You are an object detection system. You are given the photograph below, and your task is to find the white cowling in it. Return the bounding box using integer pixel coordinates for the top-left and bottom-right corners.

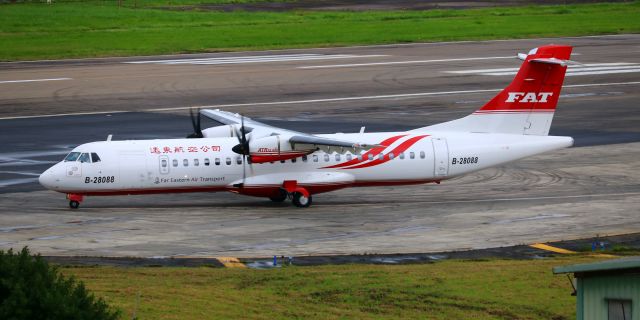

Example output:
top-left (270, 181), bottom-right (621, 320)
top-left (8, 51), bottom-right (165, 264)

top-left (201, 125), bottom-right (236, 138)
top-left (249, 135), bottom-right (315, 163)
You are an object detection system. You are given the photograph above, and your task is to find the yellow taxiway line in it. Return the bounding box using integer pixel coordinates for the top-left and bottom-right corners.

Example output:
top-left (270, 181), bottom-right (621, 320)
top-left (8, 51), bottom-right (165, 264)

top-left (530, 243), bottom-right (577, 254)
top-left (216, 257), bottom-right (247, 268)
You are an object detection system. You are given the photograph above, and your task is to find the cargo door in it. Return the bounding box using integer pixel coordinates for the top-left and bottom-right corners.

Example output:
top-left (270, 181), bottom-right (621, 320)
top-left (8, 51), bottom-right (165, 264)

top-left (432, 137), bottom-right (449, 177)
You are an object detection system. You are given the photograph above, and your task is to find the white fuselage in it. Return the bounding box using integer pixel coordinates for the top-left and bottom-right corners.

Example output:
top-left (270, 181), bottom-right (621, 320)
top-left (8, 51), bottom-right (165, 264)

top-left (39, 131), bottom-right (573, 197)
top-left (39, 44), bottom-right (576, 208)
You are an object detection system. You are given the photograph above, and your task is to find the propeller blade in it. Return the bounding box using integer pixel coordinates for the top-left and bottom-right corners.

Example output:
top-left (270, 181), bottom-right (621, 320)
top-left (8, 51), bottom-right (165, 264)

top-left (232, 115), bottom-right (252, 155)
top-left (187, 108), bottom-right (203, 138)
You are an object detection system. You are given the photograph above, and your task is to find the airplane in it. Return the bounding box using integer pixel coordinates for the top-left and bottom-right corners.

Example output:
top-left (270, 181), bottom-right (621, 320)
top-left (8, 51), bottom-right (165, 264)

top-left (39, 44), bottom-right (574, 209)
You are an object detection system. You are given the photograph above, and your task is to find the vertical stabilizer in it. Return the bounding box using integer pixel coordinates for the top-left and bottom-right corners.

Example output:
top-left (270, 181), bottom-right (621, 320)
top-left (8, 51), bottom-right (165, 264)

top-left (420, 45), bottom-right (572, 135)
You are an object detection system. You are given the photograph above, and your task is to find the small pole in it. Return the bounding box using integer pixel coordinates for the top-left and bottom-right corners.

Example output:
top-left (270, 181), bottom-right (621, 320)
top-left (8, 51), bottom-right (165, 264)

top-left (273, 255), bottom-right (277, 266)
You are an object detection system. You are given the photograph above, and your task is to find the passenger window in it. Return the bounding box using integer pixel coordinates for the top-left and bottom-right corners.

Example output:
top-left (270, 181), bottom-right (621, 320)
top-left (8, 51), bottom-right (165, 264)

top-left (335, 154), bottom-right (341, 161)
top-left (291, 158), bottom-right (297, 163)
top-left (172, 159), bottom-right (178, 167)
top-left (280, 160), bottom-right (285, 164)
top-left (410, 152), bottom-right (415, 159)
top-left (302, 155), bottom-right (308, 162)
top-left (183, 159), bottom-right (189, 167)
top-left (78, 153), bottom-right (90, 163)
top-left (204, 158), bottom-right (210, 166)
top-left (378, 154), bottom-right (384, 160)
top-left (420, 151), bottom-right (425, 159)
top-left (194, 159), bottom-right (199, 166)
top-left (225, 158), bottom-right (231, 165)
top-left (324, 154), bottom-right (330, 162)
top-left (368, 154), bottom-right (373, 161)
top-left (313, 155), bottom-right (318, 162)
top-left (215, 158), bottom-right (220, 166)
top-left (358, 154), bottom-right (363, 161)
top-left (399, 153), bottom-right (405, 159)
top-left (389, 152), bottom-right (395, 160)
top-left (346, 154), bottom-right (352, 161)
top-left (236, 156), bottom-right (242, 165)
top-left (64, 152), bottom-right (81, 162)
top-left (91, 153), bottom-right (101, 163)
top-left (161, 159), bottom-right (168, 167)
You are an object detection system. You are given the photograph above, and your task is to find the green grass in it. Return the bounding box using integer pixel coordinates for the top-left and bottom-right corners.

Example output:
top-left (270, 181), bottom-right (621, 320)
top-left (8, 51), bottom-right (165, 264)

top-left (2, 0), bottom-right (291, 7)
top-left (0, 2), bottom-right (639, 61)
top-left (60, 254), bottom-right (615, 319)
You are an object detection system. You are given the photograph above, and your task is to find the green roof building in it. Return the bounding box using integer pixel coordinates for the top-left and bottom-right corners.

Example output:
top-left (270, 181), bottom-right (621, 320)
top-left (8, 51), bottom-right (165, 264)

top-left (554, 257), bottom-right (640, 320)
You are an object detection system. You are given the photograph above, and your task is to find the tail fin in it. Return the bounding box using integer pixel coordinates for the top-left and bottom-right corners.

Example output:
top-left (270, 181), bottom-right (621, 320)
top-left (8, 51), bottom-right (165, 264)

top-left (421, 45), bottom-right (572, 136)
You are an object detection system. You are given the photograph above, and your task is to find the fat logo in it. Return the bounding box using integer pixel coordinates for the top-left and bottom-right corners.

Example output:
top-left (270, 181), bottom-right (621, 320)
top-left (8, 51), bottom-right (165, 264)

top-left (505, 92), bottom-right (553, 103)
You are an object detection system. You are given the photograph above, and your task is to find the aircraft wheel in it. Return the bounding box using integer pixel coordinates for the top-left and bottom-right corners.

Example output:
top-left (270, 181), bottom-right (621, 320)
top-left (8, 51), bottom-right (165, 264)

top-left (69, 200), bottom-right (80, 209)
top-left (269, 189), bottom-right (288, 203)
top-left (292, 192), bottom-right (312, 208)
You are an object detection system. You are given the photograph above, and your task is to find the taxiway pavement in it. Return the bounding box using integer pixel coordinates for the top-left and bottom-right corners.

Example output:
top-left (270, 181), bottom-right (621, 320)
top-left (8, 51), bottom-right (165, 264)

top-left (0, 35), bottom-right (639, 257)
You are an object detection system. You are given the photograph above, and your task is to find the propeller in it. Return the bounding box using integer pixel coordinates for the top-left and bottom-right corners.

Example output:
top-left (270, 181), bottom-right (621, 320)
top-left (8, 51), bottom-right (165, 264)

top-left (231, 116), bottom-right (250, 155)
top-left (231, 116), bottom-right (251, 187)
top-left (187, 108), bottom-right (203, 138)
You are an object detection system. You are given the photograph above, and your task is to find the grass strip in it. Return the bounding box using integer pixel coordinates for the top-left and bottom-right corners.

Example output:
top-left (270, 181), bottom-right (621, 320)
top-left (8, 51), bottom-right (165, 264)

top-left (1, 2), bottom-right (639, 61)
top-left (61, 254), bottom-right (615, 319)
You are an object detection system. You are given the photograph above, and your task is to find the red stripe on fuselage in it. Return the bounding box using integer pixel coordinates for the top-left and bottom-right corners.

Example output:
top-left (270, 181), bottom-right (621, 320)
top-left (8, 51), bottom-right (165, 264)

top-left (341, 135), bottom-right (428, 170)
top-left (321, 134), bottom-right (406, 169)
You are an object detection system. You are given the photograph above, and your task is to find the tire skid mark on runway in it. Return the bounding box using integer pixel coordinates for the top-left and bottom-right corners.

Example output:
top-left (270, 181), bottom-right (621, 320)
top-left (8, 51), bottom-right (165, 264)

top-left (313, 191), bottom-right (640, 207)
top-left (1, 81), bottom-right (640, 120)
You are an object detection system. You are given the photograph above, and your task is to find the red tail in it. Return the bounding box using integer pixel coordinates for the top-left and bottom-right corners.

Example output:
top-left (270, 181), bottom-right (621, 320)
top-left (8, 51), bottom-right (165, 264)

top-left (476, 45), bottom-right (572, 114)
top-left (419, 45), bottom-right (573, 135)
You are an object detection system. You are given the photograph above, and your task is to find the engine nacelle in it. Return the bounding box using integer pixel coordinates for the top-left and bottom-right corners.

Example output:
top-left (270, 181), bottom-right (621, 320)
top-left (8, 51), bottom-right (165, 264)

top-left (249, 135), bottom-right (315, 163)
top-left (201, 125), bottom-right (236, 138)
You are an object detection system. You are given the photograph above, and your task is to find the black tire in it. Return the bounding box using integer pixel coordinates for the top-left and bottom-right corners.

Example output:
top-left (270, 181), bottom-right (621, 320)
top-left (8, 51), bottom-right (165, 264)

top-left (269, 189), bottom-right (288, 203)
top-left (69, 200), bottom-right (80, 209)
top-left (292, 192), bottom-right (312, 208)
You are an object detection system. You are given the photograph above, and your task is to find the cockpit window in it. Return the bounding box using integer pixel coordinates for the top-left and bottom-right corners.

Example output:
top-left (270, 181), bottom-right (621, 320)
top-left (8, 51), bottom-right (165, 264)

top-left (91, 153), bottom-right (101, 163)
top-left (78, 153), bottom-right (91, 163)
top-left (64, 152), bottom-right (81, 162)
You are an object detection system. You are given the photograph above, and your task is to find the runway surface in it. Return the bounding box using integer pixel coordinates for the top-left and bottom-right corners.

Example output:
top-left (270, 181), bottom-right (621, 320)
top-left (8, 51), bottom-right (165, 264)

top-left (0, 35), bottom-right (639, 257)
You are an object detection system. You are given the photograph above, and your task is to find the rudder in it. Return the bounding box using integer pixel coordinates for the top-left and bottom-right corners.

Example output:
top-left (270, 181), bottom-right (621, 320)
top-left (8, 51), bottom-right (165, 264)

top-left (420, 45), bottom-right (572, 135)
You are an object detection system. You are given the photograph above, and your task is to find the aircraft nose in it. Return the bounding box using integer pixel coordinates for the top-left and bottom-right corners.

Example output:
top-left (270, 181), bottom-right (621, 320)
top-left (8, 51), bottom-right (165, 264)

top-left (39, 167), bottom-right (58, 189)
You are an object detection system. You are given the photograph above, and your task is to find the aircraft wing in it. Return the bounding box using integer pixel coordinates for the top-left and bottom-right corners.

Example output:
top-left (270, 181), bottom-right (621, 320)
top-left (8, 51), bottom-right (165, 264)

top-left (200, 109), bottom-right (276, 132)
top-left (199, 109), bottom-right (379, 150)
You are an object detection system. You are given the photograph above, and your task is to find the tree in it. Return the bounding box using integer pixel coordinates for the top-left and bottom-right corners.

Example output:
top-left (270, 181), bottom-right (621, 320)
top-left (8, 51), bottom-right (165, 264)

top-left (0, 247), bottom-right (120, 320)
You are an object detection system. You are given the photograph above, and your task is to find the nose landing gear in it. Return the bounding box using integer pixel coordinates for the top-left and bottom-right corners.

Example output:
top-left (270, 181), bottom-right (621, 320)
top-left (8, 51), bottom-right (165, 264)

top-left (66, 194), bottom-right (84, 209)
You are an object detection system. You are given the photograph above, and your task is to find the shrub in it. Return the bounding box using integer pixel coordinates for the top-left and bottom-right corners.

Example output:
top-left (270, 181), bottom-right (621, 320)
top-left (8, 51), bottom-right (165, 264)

top-left (0, 247), bottom-right (119, 320)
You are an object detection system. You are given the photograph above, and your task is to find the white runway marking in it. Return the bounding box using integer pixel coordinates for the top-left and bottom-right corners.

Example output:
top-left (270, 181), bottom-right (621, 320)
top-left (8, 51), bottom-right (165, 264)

top-left (1, 81), bottom-right (639, 120)
top-left (126, 54), bottom-right (386, 66)
top-left (0, 78), bottom-right (72, 84)
top-left (298, 56), bottom-right (515, 69)
top-left (149, 81), bottom-right (640, 110)
top-left (445, 63), bottom-right (640, 76)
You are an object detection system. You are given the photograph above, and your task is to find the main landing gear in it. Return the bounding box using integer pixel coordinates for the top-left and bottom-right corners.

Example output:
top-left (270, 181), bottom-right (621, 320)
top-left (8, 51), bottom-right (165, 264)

top-left (292, 192), bottom-right (312, 208)
top-left (269, 189), bottom-right (288, 203)
top-left (269, 188), bottom-right (313, 208)
top-left (67, 194), bottom-right (84, 209)
top-left (271, 181), bottom-right (313, 208)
